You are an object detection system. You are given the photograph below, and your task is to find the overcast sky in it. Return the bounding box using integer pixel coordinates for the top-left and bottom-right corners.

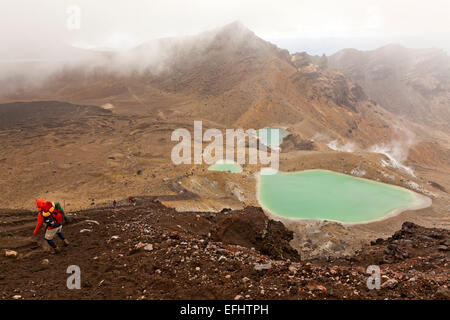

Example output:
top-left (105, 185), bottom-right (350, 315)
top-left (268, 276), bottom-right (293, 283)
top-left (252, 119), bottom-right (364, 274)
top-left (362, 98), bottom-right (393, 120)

top-left (1, 0), bottom-right (450, 59)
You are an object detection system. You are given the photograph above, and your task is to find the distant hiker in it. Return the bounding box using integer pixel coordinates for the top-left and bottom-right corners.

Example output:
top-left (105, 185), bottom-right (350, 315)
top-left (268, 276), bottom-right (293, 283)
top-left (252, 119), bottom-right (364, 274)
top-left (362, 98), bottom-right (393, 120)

top-left (33, 199), bottom-right (70, 253)
top-left (113, 200), bottom-right (117, 209)
top-left (128, 196), bottom-right (136, 206)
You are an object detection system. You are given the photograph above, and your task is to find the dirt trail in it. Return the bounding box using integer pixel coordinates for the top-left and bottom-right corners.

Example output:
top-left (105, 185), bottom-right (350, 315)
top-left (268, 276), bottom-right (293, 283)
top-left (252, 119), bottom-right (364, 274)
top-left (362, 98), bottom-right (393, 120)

top-left (0, 199), bottom-right (448, 300)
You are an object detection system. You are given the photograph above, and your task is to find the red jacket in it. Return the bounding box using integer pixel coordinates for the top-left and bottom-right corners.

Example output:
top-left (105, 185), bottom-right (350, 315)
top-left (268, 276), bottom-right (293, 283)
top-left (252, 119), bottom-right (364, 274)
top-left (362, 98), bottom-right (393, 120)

top-left (33, 212), bottom-right (47, 236)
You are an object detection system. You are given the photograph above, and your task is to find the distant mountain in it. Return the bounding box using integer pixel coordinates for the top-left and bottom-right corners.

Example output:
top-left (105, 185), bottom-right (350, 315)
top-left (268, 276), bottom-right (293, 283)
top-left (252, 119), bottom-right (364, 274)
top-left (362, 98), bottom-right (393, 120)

top-left (0, 21), bottom-right (396, 147)
top-left (329, 44), bottom-right (450, 130)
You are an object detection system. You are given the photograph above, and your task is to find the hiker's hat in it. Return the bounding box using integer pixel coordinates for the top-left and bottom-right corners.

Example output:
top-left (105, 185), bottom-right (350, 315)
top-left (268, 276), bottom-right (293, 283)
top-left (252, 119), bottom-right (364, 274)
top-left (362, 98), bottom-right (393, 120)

top-left (36, 198), bottom-right (45, 210)
top-left (41, 201), bottom-right (54, 216)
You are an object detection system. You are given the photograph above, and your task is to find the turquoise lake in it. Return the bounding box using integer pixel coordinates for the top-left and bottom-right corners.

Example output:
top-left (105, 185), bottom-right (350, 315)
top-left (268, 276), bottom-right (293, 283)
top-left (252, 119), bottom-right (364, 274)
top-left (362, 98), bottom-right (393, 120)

top-left (257, 127), bottom-right (289, 148)
top-left (208, 160), bottom-right (243, 173)
top-left (258, 169), bottom-right (422, 223)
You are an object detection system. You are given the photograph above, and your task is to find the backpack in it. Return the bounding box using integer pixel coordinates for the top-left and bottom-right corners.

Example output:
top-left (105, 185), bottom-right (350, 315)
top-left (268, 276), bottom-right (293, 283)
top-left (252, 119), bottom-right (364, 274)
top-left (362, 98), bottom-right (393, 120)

top-left (42, 208), bottom-right (64, 228)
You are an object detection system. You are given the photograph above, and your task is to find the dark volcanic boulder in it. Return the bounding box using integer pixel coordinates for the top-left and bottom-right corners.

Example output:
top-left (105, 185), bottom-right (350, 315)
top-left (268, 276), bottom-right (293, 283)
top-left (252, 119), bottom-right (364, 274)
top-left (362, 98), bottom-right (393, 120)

top-left (211, 206), bottom-right (300, 261)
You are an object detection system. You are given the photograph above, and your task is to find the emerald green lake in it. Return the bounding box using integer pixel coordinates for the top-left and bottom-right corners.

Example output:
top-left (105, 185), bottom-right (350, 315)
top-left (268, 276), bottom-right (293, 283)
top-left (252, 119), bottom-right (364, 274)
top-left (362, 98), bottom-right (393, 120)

top-left (257, 127), bottom-right (289, 148)
top-left (208, 160), bottom-right (242, 173)
top-left (258, 169), bottom-right (426, 223)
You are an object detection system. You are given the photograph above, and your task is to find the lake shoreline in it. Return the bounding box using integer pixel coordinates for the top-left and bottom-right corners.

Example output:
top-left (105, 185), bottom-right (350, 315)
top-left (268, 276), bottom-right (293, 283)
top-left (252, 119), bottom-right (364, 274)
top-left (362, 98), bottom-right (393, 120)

top-left (256, 169), bottom-right (432, 225)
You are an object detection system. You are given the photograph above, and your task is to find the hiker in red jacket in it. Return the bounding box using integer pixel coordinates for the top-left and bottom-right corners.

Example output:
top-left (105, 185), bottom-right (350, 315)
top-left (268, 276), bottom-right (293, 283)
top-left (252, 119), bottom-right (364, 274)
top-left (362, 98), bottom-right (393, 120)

top-left (33, 199), bottom-right (70, 253)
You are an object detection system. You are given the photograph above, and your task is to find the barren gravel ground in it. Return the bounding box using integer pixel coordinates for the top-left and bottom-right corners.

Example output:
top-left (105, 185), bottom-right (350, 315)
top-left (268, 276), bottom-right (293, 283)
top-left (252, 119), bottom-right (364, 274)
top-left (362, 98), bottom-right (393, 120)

top-left (1, 199), bottom-right (448, 300)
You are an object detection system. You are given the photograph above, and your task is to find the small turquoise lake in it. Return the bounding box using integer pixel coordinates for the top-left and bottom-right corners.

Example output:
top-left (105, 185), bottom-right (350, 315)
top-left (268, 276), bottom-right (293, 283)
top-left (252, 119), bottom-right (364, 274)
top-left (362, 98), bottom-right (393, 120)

top-left (257, 127), bottom-right (289, 148)
top-left (208, 160), bottom-right (243, 173)
top-left (257, 169), bottom-right (427, 224)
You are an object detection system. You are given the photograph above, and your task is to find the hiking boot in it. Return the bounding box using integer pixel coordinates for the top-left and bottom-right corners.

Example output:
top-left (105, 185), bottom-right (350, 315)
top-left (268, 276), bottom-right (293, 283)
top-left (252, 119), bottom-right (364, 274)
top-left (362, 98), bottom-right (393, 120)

top-left (52, 247), bottom-right (61, 254)
top-left (63, 239), bottom-right (70, 247)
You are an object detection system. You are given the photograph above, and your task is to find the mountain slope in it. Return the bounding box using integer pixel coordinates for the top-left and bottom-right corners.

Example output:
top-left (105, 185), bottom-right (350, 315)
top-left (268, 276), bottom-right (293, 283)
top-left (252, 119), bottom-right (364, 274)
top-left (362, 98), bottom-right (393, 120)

top-left (0, 22), bottom-right (398, 148)
top-left (329, 44), bottom-right (450, 130)
top-left (1, 201), bottom-right (448, 300)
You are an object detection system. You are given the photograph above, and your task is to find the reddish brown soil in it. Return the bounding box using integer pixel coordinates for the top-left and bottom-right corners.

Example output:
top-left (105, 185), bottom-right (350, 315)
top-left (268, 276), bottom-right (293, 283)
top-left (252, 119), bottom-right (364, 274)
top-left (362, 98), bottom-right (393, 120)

top-left (0, 199), bottom-right (448, 300)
